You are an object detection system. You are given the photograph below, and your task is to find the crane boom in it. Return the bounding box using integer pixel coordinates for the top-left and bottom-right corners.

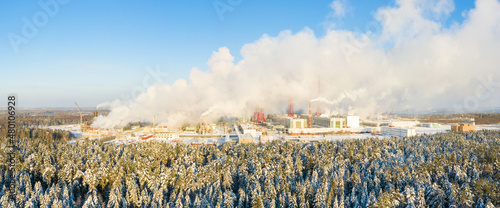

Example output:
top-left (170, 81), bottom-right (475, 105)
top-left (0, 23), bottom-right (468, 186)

top-left (75, 101), bottom-right (83, 129)
top-left (75, 101), bottom-right (81, 112)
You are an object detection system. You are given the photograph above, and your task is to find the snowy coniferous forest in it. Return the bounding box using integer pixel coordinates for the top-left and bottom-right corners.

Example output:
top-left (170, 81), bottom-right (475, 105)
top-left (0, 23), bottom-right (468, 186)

top-left (0, 130), bottom-right (499, 207)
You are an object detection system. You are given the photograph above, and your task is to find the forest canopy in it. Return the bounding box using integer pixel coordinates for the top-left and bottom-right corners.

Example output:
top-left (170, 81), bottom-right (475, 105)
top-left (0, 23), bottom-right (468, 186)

top-left (0, 130), bottom-right (499, 207)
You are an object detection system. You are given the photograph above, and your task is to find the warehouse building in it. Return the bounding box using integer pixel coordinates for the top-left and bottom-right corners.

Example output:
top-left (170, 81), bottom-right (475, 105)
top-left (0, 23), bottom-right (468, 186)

top-left (451, 123), bottom-right (475, 132)
top-left (155, 132), bottom-right (179, 140)
top-left (389, 120), bottom-right (419, 128)
top-left (238, 134), bottom-right (254, 143)
top-left (313, 116), bottom-right (346, 128)
top-left (422, 123), bottom-right (440, 128)
top-left (381, 126), bottom-right (416, 137)
top-left (346, 116), bottom-right (360, 128)
top-left (269, 114), bottom-right (307, 129)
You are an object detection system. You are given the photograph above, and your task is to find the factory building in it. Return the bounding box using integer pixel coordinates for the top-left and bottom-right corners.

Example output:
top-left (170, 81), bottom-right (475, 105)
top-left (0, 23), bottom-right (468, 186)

top-left (239, 123), bottom-right (262, 137)
top-left (269, 115), bottom-right (307, 129)
top-left (238, 134), bottom-right (254, 143)
top-left (298, 115), bottom-right (358, 129)
top-left (260, 136), bottom-right (274, 142)
top-left (87, 128), bottom-right (111, 136)
top-left (346, 116), bottom-right (360, 128)
top-left (287, 127), bottom-right (358, 135)
top-left (363, 120), bottom-right (389, 127)
top-left (381, 127), bottom-right (416, 137)
top-left (155, 132), bottom-right (179, 140)
top-left (313, 116), bottom-right (346, 128)
top-left (289, 119), bottom-right (307, 129)
top-left (451, 123), bottom-right (475, 132)
top-left (389, 120), bottom-right (419, 128)
top-left (422, 123), bottom-right (440, 128)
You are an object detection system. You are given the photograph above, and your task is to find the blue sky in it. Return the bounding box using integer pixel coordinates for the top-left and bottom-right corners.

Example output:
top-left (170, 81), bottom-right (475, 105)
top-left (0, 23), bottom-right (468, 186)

top-left (1, 0), bottom-right (475, 108)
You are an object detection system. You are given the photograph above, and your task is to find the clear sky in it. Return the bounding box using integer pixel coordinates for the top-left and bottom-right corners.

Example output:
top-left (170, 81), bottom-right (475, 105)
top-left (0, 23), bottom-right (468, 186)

top-left (1, 0), bottom-right (475, 108)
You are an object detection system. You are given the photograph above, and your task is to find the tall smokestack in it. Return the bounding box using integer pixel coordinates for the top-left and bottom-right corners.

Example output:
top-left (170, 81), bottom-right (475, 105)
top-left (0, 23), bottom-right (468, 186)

top-left (288, 97), bottom-right (295, 117)
top-left (308, 101), bottom-right (312, 128)
top-left (316, 77), bottom-right (321, 116)
top-left (200, 116), bottom-right (203, 134)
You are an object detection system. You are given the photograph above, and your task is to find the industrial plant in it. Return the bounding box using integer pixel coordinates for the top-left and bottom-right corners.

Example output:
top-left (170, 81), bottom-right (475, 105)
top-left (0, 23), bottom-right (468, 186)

top-left (69, 97), bottom-right (485, 146)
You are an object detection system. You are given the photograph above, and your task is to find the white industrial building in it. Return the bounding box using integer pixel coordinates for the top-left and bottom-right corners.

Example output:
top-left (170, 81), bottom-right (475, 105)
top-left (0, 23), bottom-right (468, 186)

top-left (381, 127), bottom-right (416, 137)
top-left (313, 116), bottom-right (346, 128)
top-left (155, 132), bottom-right (179, 140)
top-left (346, 116), bottom-right (360, 128)
top-left (363, 120), bottom-right (389, 127)
top-left (269, 115), bottom-right (307, 129)
top-left (389, 120), bottom-right (419, 128)
top-left (239, 124), bottom-right (262, 137)
top-left (422, 123), bottom-right (440, 128)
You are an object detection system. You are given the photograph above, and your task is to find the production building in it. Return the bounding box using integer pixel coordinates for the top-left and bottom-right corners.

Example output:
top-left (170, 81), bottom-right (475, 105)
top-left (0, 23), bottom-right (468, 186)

top-left (269, 114), bottom-right (307, 129)
top-left (381, 126), bottom-right (416, 137)
top-left (362, 120), bottom-right (390, 127)
top-left (451, 123), bottom-right (475, 132)
top-left (313, 116), bottom-right (346, 128)
top-left (239, 123), bottom-right (262, 137)
top-left (422, 123), bottom-right (440, 128)
top-left (155, 132), bottom-right (179, 140)
top-left (346, 116), bottom-right (360, 128)
top-left (389, 120), bottom-right (419, 128)
top-left (238, 134), bottom-right (254, 143)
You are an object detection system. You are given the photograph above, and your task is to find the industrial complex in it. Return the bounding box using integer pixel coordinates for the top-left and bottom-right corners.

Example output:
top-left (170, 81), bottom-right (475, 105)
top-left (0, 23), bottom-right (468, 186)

top-left (65, 99), bottom-right (488, 145)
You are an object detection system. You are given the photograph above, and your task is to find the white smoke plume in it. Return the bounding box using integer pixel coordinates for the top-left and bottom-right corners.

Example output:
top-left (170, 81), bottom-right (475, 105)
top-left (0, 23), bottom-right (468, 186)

top-left (201, 106), bottom-right (217, 117)
top-left (93, 0), bottom-right (500, 129)
top-left (311, 88), bottom-right (367, 105)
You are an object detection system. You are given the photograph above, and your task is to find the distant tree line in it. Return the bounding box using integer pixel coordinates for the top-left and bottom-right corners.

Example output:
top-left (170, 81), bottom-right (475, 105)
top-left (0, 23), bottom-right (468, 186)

top-left (0, 113), bottom-right (93, 128)
top-left (0, 130), bottom-right (499, 207)
top-left (0, 113), bottom-right (84, 140)
top-left (416, 113), bottom-right (500, 125)
top-left (0, 127), bottom-right (72, 141)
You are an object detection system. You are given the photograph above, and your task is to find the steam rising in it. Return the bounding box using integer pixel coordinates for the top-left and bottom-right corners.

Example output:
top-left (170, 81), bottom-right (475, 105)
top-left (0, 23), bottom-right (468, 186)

top-left (311, 88), bottom-right (367, 105)
top-left (93, 0), bottom-right (500, 129)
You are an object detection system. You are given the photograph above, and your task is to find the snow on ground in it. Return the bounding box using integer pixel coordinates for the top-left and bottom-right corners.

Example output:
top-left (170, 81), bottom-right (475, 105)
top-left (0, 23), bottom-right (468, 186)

top-left (414, 125), bottom-right (452, 135)
top-left (57, 123), bottom-right (500, 146)
top-left (324, 134), bottom-right (387, 141)
top-left (415, 124), bottom-right (500, 135)
top-left (44, 124), bottom-right (80, 131)
top-left (475, 124), bottom-right (500, 130)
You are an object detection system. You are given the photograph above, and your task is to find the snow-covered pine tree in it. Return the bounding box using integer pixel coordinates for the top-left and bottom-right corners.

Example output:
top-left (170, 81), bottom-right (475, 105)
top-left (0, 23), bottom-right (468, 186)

top-left (183, 192), bottom-right (191, 208)
top-left (40, 190), bottom-right (52, 208)
top-left (193, 194), bottom-right (202, 208)
top-left (106, 185), bottom-right (121, 208)
top-left (222, 189), bottom-right (234, 208)
top-left (237, 188), bottom-right (246, 208)
top-left (125, 176), bottom-right (140, 207)
top-left (82, 190), bottom-right (102, 208)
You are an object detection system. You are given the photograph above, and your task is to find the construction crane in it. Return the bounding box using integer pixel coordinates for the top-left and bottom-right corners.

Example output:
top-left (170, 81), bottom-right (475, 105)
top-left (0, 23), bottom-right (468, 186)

top-left (75, 101), bottom-right (83, 130)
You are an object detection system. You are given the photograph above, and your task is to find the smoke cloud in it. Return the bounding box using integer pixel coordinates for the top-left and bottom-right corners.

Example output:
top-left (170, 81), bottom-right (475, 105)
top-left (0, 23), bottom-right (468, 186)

top-left (93, 0), bottom-right (500, 129)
